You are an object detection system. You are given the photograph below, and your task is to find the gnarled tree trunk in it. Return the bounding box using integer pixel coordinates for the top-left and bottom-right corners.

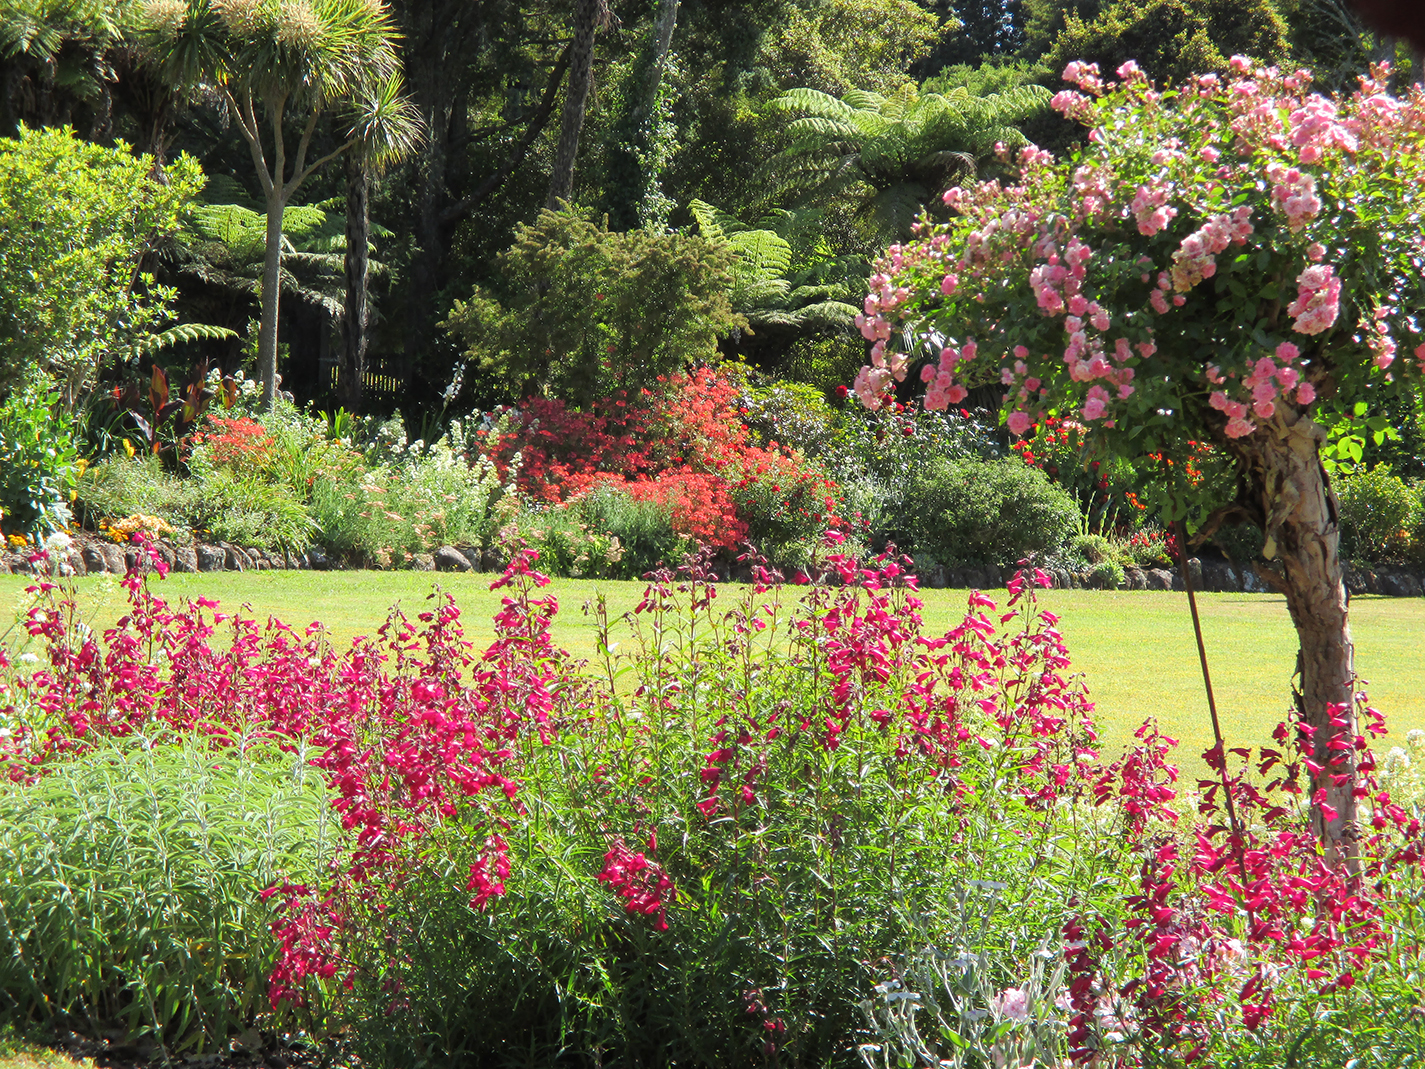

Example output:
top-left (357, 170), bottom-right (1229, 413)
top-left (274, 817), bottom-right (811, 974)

top-left (1226, 408), bottom-right (1358, 865)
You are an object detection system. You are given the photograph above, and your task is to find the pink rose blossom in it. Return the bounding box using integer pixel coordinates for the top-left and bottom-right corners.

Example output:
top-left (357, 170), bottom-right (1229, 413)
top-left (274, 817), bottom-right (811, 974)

top-left (1287, 264), bottom-right (1341, 335)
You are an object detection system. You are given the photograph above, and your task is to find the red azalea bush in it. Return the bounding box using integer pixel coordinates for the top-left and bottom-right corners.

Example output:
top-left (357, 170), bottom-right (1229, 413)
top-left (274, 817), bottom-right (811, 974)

top-left (192, 415), bottom-right (276, 475)
top-left (482, 368), bottom-right (842, 556)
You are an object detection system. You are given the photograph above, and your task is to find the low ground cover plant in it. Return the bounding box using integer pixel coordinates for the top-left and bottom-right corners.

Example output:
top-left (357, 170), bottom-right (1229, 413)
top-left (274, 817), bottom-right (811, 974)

top-left (4, 542), bottom-right (1425, 1067)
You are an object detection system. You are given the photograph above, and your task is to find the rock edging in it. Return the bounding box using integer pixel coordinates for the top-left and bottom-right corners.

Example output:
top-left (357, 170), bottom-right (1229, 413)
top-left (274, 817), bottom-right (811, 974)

top-left (5, 535), bottom-right (1422, 598)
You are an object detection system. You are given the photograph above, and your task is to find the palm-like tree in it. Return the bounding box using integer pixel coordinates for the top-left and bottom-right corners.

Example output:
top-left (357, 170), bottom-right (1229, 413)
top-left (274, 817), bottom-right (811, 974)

top-left (139, 0), bottom-right (420, 409)
top-left (764, 81), bottom-right (1050, 245)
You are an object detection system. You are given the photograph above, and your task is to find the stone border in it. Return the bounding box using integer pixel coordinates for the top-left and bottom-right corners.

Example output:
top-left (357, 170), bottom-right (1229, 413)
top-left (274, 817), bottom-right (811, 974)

top-left (3, 536), bottom-right (1422, 598)
top-left (0, 535), bottom-right (502, 578)
top-left (915, 558), bottom-right (1425, 596)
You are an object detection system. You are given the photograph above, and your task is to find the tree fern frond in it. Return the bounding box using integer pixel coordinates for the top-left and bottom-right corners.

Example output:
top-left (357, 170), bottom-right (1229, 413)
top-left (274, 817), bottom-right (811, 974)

top-left (133, 322), bottom-right (237, 356)
top-left (783, 300), bottom-right (859, 329)
top-left (728, 229), bottom-right (793, 280)
top-left (784, 116), bottom-right (864, 142)
top-left (840, 89), bottom-right (888, 113)
top-left (770, 87), bottom-right (858, 120)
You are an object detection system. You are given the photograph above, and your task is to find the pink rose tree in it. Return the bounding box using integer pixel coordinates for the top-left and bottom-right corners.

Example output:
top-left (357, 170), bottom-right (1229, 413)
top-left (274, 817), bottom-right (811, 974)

top-left (853, 56), bottom-right (1425, 863)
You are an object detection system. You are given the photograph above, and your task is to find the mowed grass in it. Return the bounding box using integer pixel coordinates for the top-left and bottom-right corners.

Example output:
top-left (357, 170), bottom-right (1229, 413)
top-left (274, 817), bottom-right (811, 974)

top-left (2, 571), bottom-right (1421, 771)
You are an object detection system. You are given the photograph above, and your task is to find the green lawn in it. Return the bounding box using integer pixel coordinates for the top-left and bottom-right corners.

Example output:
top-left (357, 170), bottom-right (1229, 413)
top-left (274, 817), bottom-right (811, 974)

top-left (2, 571), bottom-right (1421, 771)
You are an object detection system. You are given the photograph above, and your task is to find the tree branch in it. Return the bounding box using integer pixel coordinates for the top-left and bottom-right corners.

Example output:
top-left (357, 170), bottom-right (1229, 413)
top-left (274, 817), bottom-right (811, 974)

top-left (269, 94), bottom-right (287, 191)
top-left (440, 40), bottom-right (572, 227)
top-left (285, 109), bottom-right (322, 197)
top-left (225, 88), bottom-right (273, 196)
top-left (295, 140), bottom-right (353, 188)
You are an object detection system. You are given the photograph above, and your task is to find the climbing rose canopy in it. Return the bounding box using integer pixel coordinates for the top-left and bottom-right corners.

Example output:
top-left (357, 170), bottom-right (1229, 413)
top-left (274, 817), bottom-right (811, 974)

top-left (852, 57), bottom-right (1425, 453)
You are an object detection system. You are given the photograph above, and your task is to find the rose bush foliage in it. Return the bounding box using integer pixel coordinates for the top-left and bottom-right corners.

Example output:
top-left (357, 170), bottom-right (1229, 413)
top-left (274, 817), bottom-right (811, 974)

top-left (851, 57), bottom-right (1424, 509)
top-left (848, 54), bottom-right (1425, 863)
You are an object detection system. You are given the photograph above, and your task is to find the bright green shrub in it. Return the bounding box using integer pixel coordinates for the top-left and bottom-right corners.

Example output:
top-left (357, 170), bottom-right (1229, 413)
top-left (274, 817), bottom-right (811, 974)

top-left (0, 383), bottom-right (79, 536)
top-left (1337, 465), bottom-right (1423, 565)
top-left (77, 457), bottom-right (316, 550)
top-left (0, 126), bottom-right (207, 403)
top-left (901, 457), bottom-right (1079, 567)
top-left (0, 736), bottom-right (331, 1051)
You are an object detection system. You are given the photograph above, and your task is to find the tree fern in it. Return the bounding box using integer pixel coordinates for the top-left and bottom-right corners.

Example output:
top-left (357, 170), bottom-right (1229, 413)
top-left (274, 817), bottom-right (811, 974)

top-left (688, 200), bottom-right (857, 338)
top-left (764, 81), bottom-right (1050, 244)
top-left (131, 321), bottom-right (236, 357)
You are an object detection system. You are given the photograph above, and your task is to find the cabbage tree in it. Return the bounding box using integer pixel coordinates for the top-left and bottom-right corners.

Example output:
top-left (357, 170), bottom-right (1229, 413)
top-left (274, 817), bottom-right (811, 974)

top-left (140, 0), bottom-right (420, 408)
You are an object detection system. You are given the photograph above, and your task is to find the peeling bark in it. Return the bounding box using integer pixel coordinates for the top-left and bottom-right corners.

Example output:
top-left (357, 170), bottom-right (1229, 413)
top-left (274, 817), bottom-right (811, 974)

top-left (1225, 408), bottom-right (1358, 866)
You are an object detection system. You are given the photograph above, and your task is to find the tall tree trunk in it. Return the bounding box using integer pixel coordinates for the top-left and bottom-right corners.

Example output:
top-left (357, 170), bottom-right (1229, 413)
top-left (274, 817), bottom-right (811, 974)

top-left (258, 193), bottom-right (286, 410)
top-left (1228, 408), bottom-right (1358, 866)
top-left (605, 0), bottom-right (679, 229)
top-left (546, 0), bottom-right (608, 209)
top-left (403, 59), bottom-right (453, 373)
top-left (340, 152), bottom-right (370, 412)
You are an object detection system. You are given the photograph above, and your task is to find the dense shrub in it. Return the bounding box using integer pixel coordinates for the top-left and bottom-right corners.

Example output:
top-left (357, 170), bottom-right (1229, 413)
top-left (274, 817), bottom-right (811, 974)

top-left (1336, 465), bottom-right (1423, 565)
top-left (0, 127), bottom-right (206, 402)
top-left (0, 383), bottom-right (79, 536)
top-left (444, 207), bottom-right (741, 405)
top-left (900, 456), bottom-right (1079, 566)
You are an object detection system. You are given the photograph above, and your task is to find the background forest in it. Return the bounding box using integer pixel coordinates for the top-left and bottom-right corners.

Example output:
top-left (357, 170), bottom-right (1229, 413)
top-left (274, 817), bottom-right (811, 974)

top-left (2, 0), bottom-right (1424, 579)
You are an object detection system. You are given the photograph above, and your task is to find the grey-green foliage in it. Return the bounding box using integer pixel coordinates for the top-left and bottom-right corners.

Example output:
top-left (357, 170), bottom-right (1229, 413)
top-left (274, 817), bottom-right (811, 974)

top-left (765, 81), bottom-right (1051, 243)
top-left (197, 471), bottom-right (317, 549)
top-left (901, 456), bottom-right (1079, 567)
top-left (78, 455), bottom-right (316, 550)
top-left (858, 895), bottom-right (1067, 1069)
top-left (0, 735), bottom-right (332, 1051)
top-left (688, 199), bottom-right (860, 335)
